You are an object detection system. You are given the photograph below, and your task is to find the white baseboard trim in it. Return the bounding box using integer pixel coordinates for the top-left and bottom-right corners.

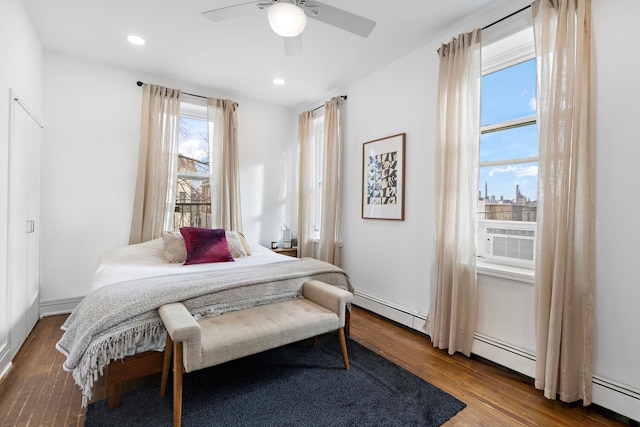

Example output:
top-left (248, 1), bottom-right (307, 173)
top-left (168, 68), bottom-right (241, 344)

top-left (0, 361), bottom-right (12, 384)
top-left (39, 296), bottom-right (83, 317)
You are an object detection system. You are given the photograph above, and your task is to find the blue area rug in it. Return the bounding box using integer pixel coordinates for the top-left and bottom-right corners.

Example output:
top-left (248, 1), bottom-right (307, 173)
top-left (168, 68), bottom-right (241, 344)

top-left (85, 334), bottom-right (465, 426)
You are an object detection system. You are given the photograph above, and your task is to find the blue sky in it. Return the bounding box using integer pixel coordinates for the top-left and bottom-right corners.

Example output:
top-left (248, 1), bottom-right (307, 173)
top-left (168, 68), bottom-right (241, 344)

top-left (179, 116), bottom-right (209, 173)
top-left (480, 58), bottom-right (538, 201)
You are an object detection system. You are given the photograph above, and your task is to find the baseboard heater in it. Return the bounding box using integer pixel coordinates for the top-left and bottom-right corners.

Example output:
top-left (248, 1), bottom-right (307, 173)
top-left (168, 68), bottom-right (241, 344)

top-left (352, 291), bottom-right (427, 333)
top-left (592, 376), bottom-right (640, 422)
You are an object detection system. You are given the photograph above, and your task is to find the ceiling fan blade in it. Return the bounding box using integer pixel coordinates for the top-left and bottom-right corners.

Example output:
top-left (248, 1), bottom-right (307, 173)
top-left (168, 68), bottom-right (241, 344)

top-left (304, 1), bottom-right (376, 38)
top-left (283, 35), bottom-right (303, 56)
top-left (202, 1), bottom-right (264, 22)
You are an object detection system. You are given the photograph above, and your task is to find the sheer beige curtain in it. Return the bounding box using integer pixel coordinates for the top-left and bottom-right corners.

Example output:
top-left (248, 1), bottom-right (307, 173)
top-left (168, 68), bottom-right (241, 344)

top-left (532, 0), bottom-right (595, 404)
top-left (208, 98), bottom-right (243, 232)
top-left (129, 84), bottom-right (181, 244)
top-left (429, 29), bottom-right (482, 357)
top-left (318, 97), bottom-right (344, 265)
top-left (297, 110), bottom-right (315, 258)
top-left (297, 97), bottom-right (344, 264)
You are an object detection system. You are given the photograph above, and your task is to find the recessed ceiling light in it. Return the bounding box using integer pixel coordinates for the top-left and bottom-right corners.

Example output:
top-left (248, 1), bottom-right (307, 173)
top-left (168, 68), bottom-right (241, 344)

top-left (273, 78), bottom-right (286, 85)
top-left (127, 35), bottom-right (146, 46)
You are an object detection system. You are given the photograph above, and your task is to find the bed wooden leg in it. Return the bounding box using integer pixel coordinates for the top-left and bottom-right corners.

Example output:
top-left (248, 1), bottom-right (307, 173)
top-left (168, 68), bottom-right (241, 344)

top-left (106, 351), bottom-right (165, 410)
top-left (108, 382), bottom-right (122, 411)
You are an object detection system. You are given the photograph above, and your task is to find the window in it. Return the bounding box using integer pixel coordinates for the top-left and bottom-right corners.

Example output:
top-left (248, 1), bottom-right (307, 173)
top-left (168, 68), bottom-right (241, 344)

top-left (478, 27), bottom-right (538, 269)
top-left (174, 97), bottom-right (212, 229)
top-left (311, 112), bottom-right (325, 240)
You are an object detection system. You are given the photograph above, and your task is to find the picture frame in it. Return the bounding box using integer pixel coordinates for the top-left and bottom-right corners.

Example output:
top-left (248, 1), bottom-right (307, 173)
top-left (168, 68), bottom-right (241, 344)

top-left (361, 133), bottom-right (406, 220)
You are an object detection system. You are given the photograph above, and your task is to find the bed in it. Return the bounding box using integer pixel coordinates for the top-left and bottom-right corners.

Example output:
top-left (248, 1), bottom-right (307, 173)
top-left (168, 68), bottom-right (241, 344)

top-left (56, 231), bottom-right (352, 407)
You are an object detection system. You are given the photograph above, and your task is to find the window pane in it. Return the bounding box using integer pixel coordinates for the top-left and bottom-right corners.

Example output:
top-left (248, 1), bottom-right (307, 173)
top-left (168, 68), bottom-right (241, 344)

top-left (175, 177), bottom-right (211, 229)
top-left (481, 58), bottom-right (536, 126)
top-left (478, 162), bottom-right (537, 222)
top-left (480, 124), bottom-right (538, 163)
top-left (313, 115), bottom-right (325, 239)
top-left (178, 116), bottom-right (209, 174)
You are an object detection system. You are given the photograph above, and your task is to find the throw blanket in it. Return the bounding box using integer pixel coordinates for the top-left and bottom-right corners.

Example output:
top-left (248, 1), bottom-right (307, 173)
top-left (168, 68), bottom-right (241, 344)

top-left (56, 258), bottom-right (351, 406)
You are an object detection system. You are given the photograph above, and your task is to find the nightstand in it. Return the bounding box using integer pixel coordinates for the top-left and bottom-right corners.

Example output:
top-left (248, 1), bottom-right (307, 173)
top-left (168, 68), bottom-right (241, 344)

top-left (272, 247), bottom-right (298, 258)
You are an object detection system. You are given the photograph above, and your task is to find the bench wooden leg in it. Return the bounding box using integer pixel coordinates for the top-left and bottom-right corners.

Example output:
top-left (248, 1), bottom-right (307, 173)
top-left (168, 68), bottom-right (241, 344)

top-left (345, 307), bottom-right (351, 337)
top-left (161, 334), bottom-right (173, 396)
top-left (173, 341), bottom-right (183, 427)
top-left (338, 327), bottom-right (349, 370)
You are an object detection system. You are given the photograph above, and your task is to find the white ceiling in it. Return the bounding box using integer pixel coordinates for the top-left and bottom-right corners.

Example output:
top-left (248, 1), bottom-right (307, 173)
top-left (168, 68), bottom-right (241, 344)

top-left (22, 0), bottom-right (504, 109)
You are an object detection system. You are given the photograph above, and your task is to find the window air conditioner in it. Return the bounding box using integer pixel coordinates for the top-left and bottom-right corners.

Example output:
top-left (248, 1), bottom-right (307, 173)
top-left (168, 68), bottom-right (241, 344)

top-left (477, 220), bottom-right (536, 268)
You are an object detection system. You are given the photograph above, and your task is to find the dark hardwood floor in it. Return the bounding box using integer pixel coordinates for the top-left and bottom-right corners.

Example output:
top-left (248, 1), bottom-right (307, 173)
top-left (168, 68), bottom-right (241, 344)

top-left (0, 307), bottom-right (631, 426)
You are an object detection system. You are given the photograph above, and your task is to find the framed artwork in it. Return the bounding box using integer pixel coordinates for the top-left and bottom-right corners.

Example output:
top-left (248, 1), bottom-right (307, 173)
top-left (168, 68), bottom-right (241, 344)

top-left (361, 133), bottom-right (406, 220)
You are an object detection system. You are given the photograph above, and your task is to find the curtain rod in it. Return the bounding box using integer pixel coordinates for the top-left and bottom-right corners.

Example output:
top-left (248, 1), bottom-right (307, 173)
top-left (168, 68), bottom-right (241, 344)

top-left (436, 4), bottom-right (531, 54)
top-left (312, 95), bottom-right (348, 112)
top-left (483, 4), bottom-right (531, 31)
top-left (136, 81), bottom-right (207, 99)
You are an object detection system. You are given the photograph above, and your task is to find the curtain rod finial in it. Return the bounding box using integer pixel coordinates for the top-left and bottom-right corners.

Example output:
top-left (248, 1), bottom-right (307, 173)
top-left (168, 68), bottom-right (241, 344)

top-left (136, 81), bottom-right (143, 87)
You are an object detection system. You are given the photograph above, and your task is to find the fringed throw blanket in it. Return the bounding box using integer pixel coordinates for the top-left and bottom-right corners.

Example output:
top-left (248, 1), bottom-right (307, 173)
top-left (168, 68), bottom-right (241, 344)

top-left (56, 258), bottom-right (351, 406)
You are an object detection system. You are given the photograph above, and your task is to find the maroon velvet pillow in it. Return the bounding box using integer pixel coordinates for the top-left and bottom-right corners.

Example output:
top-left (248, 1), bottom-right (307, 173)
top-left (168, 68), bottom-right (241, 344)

top-left (179, 227), bottom-right (235, 265)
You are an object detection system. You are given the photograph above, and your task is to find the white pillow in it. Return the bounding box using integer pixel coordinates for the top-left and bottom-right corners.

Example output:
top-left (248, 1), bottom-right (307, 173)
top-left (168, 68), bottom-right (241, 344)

top-left (225, 231), bottom-right (247, 258)
top-left (236, 231), bottom-right (252, 256)
top-left (162, 231), bottom-right (187, 263)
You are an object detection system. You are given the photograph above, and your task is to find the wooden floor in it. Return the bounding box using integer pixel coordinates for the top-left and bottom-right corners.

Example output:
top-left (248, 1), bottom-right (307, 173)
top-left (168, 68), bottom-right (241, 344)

top-left (0, 307), bottom-right (632, 427)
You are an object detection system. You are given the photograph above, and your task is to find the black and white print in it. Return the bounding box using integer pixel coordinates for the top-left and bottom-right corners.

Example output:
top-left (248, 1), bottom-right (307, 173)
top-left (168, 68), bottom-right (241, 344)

top-left (367, 151), bottom-right (398, 205)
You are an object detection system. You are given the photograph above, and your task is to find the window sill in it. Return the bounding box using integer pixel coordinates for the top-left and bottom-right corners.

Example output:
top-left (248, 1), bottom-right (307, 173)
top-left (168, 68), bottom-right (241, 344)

top-left (476, 260), bottom-right (535, 284)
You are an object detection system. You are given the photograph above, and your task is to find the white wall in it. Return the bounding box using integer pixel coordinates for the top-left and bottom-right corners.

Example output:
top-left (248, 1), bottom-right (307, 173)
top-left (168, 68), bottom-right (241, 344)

top-left (336, 0), bottom-right (639, 421)
top-left (0, 0), bottom-right (43, 380)
top-left (40, 52), bottom-right (296, 306)
top-left (590, 0), bottom-right (640, 419)
top-left (340, 44), bottom-right (434, 321)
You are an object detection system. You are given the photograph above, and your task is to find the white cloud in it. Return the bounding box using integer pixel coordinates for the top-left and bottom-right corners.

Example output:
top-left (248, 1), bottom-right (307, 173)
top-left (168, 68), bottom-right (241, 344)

top-left (488, 165), bottom-right (517, 177)
top-left (529, 96), bottom-right (537, 112)
top-left (515, 165), bottom-right (538, 178)
top-left (488, 164), bottom-right (538, 178)
top-left (179, 138), bottom-right (208, 162)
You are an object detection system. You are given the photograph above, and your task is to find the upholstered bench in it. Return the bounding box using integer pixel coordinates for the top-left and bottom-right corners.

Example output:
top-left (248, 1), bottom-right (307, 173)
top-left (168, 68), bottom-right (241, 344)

top-left (158, 280), bottom-right (353, 427)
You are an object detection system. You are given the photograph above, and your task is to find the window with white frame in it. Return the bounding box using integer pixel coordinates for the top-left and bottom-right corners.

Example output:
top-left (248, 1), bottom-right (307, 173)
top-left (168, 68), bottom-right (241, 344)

top-left (311, 112), bottom-right (325, 240)
top-left (477, 27), bottom-right (538, 268)
top-left (174, 97), bottom-right (212, 229)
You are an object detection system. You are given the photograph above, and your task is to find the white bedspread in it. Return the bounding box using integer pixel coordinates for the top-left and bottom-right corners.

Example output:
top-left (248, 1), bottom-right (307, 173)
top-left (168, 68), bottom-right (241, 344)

top-left (91, 238), bottom-right (293, 291)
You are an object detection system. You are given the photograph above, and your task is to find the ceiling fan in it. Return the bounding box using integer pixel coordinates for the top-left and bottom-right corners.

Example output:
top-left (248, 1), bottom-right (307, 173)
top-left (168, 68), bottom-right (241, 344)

top-left (202, 0), bottom-right (376, 55)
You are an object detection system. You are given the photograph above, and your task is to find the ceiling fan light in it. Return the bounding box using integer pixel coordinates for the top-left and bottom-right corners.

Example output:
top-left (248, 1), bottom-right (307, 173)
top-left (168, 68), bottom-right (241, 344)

top-left (127, 35), bottom-right (146, 46)
top-left (267, 3), bottom-right (307, 37)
